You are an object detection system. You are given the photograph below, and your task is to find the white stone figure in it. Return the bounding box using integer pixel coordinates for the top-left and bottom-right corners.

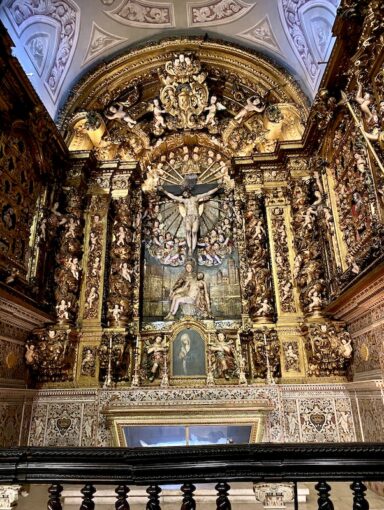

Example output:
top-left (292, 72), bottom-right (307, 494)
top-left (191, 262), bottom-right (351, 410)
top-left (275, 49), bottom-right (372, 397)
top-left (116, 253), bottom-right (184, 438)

top-left (338, 411), bottom-right (350, 435)
top-left (307, 290), bottom-right (322, 312)
top-left (91, 256), bottom-right (100, 276)
top-left (25, 344), bottom-right (36, 365)
top-left (109, 303), bottom-right (123, 323)
top-left (287, 413), bottom-right (297, 437)
top-left (346, 255), bottom-right (360, 274)
top-left (281, 281), bottom-right (292, 303)
top-left (165, 261), bottom-right (210, 320)
top-left (56, 299), bottom-right (71, 321)
top-left (68, 257), bottom-right (80, 279)
top-left (205, 95), bottom-right (226, 126)
top-left (355, 81), bottom-right (374, 123)
top-left (90, 231), bottom-right (98, 251)
top-left (234, 95), bottom-right (265, 123)
top-left (244, 267), bottom-right (254, 288)
top-left (50, 202), bottom-right (67, 225)
top-left (160, 185), bottom-right (220, 254)
top-left (87, 286), bottom-right (98, 309)
top-left (147, 335), bottom-right (167, 382)
top-left (285, 344), bottom-right (298, 369)
top-left (254, 220), bottom-right (266, 240)
top-left (323, 207), bottom-right (334, 234)
top-left (121, 262), bottom-right (133, 282)
top-left (152, 98), bottom-right (166, 129)
top-left (339, 336), bottom-right (353, 359)
top-left (105, 103), bottom-right (137, 128)
top-left (116, 225), bottom-right (126, 246)
top-left (65, 217), bottom-right (79, 238)
top-left (256, 299), bottom-right (273, 316)
top-left (293, 253), bottom-right (302, 280)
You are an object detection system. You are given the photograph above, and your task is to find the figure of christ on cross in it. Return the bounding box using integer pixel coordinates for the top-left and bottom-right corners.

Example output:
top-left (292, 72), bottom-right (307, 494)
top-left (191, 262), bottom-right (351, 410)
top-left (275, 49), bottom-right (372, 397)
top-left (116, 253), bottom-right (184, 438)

top-left (159, 185), bottom-right (221, 255)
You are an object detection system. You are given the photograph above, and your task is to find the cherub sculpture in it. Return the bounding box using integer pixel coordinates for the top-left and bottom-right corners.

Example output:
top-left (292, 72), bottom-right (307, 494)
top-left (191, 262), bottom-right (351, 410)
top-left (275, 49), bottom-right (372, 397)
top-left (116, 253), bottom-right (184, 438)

top-left (234, 95), bottom-right (266, 123)
top-left (105, 103), bottom-right (137, 128)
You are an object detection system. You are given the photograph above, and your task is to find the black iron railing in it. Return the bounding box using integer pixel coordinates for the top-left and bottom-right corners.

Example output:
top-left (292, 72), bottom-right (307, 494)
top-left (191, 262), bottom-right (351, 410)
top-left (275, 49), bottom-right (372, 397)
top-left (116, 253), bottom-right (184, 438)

top-left (1, 443), bottom-right (384, 509)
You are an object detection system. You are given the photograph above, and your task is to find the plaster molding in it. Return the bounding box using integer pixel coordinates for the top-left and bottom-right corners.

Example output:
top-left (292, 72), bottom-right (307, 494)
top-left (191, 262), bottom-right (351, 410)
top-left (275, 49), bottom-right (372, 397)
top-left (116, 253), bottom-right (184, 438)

top-left (82, 22), bottom-right (127, 67)
top-left (187, 0), bottom-right (253, 27)
top-left (237, 15), bottom-right (283, 55)
top-left (3, 0), bottom-right (80, 102)
top-left (278, 0), bottom-right (337, 92)
top-left (105, 0), bottom-right (175, 28)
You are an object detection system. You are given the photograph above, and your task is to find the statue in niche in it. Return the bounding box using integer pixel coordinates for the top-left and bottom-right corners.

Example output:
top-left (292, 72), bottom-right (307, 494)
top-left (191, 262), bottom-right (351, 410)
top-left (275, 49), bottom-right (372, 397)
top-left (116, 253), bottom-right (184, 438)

top-left (165, 260), bottom-right (211, 320)
top-left (145, 335), bottom-right (168, 382)
top-left (209, 332), bottom-right (237, 380)
top-left (159, 185), bottom-right (220, 255)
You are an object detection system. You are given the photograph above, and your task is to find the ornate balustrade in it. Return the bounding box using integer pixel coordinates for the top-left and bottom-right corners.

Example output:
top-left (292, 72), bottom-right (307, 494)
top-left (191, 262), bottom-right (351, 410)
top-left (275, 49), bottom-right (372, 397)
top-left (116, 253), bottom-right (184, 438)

top-left (1, 443), bottom-right (384, 509)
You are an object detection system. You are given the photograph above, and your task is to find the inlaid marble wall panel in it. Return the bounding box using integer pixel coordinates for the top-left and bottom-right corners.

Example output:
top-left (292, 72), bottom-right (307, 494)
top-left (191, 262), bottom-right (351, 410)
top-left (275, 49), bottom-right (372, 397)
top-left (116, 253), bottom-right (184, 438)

top-left (28, 391), bottom-right (99, 447)
top-left (27, 385), bottom-right (357, 447)
top-left (280, 386), bottom-right (356, 443)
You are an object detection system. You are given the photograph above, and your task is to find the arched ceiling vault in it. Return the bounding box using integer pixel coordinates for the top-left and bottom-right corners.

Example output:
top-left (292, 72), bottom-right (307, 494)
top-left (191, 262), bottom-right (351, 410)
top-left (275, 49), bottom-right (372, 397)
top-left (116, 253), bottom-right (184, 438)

top-left (0, 0), bottom-right (339, 120)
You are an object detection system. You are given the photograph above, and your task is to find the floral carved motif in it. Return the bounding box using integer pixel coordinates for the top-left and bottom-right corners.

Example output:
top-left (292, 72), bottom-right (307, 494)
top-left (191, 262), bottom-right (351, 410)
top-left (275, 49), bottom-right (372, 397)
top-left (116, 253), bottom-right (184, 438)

top-left (269, 206), bottom-right (296, 314)
top-left (238, 15), bottom-right (282, 54)
top-left (82, 22), bottom-right (126, 67)
top-left (84, 195), bottom-right (109, 320)
top-left (279, 0), bottom-right (337, 90)
top-left (105, 0), bottom-right (175, 28)
top-left (187, 0), bottom-right (253, 27)
top-left (242, 193), bottom-right (274, 320)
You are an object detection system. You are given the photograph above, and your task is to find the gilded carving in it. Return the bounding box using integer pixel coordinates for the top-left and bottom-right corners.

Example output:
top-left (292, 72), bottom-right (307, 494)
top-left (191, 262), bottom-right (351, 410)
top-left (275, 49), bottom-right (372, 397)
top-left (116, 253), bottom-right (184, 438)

top-left (83, 194), bottom-right (109, 320)
top-left (303, 322), bottom-right (353, 377)
top-left (98, 332), bottom-right (131, 385)
top-left (269, 206), bottom-right (296, 314)
top-left (242, 193), bottom-right (273, 320)
top-left (25, 328), bottom-right (77, 383)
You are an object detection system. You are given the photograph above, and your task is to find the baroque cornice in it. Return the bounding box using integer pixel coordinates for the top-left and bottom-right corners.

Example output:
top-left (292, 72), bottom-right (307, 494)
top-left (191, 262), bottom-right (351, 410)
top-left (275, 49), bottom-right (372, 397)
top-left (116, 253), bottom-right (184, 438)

top-left (58, 36), bottom-right (310, 130)
top-left (0, 295), bottom-right (53, 332)
top-left (326, 265), bottom-right (384, 322)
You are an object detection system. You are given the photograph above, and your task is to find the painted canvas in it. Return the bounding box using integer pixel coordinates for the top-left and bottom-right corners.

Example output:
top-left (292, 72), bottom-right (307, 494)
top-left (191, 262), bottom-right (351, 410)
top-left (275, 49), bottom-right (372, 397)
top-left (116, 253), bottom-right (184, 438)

top-left (172, 329), bottom-right (206, 376)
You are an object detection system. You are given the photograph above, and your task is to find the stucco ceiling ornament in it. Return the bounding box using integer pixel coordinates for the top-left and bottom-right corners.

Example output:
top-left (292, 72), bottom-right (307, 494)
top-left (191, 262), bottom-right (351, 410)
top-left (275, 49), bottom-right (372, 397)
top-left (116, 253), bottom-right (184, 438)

top-left (105, 0), bottom-right (175, 28)
top-left (3, 0), bottom-right (80, 102)
top-left (187, 0), bottom-right (253, 27)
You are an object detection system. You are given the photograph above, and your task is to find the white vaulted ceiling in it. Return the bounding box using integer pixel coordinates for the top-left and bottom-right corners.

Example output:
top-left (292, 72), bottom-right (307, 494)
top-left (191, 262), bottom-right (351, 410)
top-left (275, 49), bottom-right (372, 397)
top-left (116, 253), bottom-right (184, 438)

top-left (0, 0), bottom-right (339, 120)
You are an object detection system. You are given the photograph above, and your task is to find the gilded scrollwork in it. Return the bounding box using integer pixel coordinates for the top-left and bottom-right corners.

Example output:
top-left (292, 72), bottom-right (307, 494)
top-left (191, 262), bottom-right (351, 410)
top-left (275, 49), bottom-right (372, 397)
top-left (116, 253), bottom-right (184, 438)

top-left (83, 195), bottom-right (109, 320)
top-left (242, 193), bottom-right (274, 320)
top-left (289, 174), bottom-right (327, 314)
top-left (141, 334), bottom-right (169, 383)
top-left (53, 188), bottom-right (84, 324)
top-left (269, 204), bottom-right (296, 314)
top-left (303, 322), bottom-right (353, 377)
top-left (107, 195), bottom-right (137, 326)
top-left (25, 328), bottom-right (77, 383)
top-left (252, 329), bottom-right (280, 381)
top-left (98, 332), bottom-right (131, 385)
